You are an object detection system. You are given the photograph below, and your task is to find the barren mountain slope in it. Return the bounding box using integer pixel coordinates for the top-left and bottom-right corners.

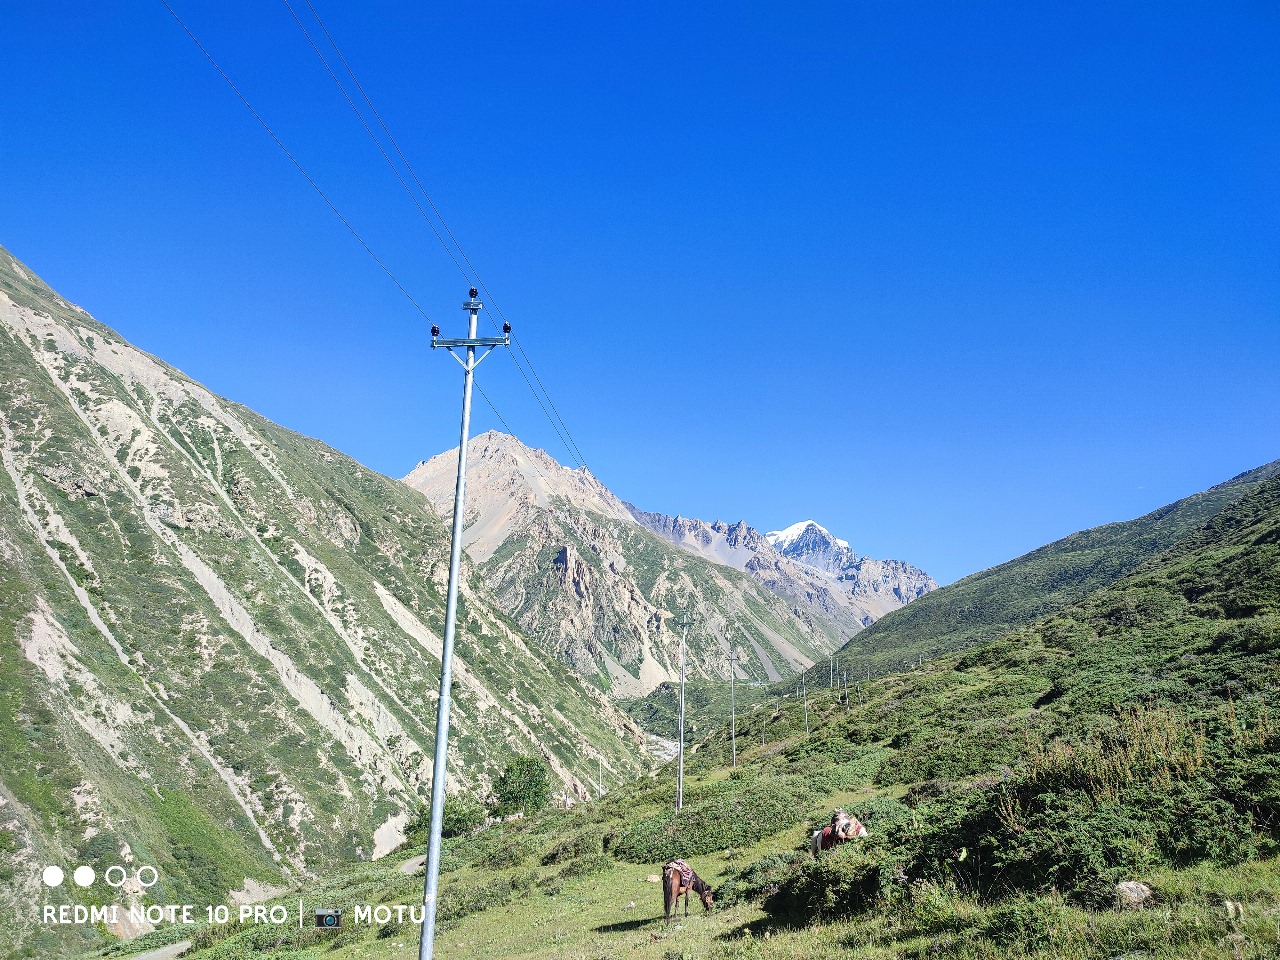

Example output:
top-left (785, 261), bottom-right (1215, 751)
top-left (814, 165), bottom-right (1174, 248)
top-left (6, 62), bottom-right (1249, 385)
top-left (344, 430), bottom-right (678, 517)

top-left (406, 435), bottom-right (880, 696)
top-left (630, 511), bottom-right (934, 629)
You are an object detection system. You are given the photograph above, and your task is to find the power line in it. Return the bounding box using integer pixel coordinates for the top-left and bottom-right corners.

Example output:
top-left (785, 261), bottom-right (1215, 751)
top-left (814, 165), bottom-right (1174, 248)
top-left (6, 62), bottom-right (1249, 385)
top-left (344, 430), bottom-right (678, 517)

top-left (281, 0), bottom-right (473, 287)
top-left (158, 0), bottom-right (433, 324)
top-left (474, 382), bottom-right (517, 438)
top-left (290, 0), bottom-right (592, 472)
top-left (300, 0), bottom-right (473, 286)
top-left (274, 0), bottom-right (583, 470)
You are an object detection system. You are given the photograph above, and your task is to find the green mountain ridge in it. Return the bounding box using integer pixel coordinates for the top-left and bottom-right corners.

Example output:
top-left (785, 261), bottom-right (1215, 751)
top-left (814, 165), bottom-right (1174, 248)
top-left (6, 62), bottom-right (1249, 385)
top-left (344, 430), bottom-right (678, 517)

top-left (0, 245), bottom-right (651, 957)
top-left (815, 458), bottom-right (1280, 681)
top-left (118, 462), bottom-right (1280, 960)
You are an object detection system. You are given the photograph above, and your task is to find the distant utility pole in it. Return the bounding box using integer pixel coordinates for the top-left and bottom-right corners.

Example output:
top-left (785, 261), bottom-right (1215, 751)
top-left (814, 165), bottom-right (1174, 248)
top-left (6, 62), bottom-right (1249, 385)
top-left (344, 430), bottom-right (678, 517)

top-left (673, 617), bottom-right (694, 812)
top-left (801, 673), bottom-right (810, 735)
top-left (726, 643), bottom-right (741, 768)
top-left (418, 289), bottom-right (509, 960)
top-left (842, 670), bottom-right (851, 714)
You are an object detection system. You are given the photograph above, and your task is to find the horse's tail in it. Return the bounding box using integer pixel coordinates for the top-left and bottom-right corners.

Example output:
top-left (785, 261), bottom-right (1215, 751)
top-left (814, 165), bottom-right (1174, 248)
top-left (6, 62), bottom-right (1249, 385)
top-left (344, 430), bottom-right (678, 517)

top-left (662, 865), bottom-right (675, 921)
top-left (811, 829), bottom-right (822, 858)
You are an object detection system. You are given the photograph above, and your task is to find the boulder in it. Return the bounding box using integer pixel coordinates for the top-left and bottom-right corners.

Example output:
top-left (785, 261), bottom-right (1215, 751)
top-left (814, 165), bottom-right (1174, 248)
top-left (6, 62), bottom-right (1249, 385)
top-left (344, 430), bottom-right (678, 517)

top-left (1115, 881), bottom-right (1153, 909)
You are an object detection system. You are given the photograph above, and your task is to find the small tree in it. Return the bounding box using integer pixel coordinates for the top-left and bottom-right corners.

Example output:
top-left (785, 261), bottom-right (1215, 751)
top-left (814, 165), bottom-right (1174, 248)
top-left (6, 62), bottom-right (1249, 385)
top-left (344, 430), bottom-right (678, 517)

top-left (493, 756), bottom-right (552, 817)
top-left (405, 793), bottom-right (487, 846)
top-left (442, 794), bottom-right (487, 837)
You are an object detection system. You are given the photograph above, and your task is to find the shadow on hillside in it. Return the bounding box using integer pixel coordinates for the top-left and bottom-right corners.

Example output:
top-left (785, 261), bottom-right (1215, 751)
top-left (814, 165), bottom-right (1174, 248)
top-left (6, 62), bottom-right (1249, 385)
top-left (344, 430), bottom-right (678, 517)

top-left (717, 914), bottom-right (803, 937)
top-left (594, 917), bottom-right (660, 933)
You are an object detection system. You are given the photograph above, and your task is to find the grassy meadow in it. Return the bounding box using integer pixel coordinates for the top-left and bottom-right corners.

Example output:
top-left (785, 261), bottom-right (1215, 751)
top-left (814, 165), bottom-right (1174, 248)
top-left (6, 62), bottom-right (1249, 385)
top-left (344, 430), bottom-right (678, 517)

top-left (90, 472), bottom-right (1280, 960)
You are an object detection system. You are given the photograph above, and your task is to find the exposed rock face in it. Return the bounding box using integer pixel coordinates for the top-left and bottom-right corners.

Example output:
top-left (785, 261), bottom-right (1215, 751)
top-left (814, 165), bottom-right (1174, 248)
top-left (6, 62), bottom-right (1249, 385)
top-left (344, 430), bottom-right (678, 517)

top-left (631, 511), bottom-right (934, 631)
top-left (404, 437), bottom-right (935, 697)
top-left (404, 435), bottom-right (854, 696)
top-left (766, 520), bottom-right (935, 606)
top-left (0, 246), bottom-right (647, 936)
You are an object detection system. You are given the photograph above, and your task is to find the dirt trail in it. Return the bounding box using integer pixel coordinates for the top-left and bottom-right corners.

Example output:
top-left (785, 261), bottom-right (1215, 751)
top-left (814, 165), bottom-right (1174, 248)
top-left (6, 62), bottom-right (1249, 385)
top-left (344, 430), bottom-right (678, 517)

top-left (400, 853), bottom-right (427, 875)
top-left (123, 940), bottom-right (191, 960)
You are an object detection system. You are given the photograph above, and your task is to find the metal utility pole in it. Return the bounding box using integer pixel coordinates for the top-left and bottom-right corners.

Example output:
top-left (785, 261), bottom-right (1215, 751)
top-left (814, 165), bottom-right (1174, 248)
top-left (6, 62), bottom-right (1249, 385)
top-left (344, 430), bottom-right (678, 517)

top-left (726, 644), bottom-right (741, 768)
top-left (418, 289), bottom-right (508, 960)
top-left (801, 673), bottom-right (810, 735)
top-left (673, 617), bottom-right (693, 812)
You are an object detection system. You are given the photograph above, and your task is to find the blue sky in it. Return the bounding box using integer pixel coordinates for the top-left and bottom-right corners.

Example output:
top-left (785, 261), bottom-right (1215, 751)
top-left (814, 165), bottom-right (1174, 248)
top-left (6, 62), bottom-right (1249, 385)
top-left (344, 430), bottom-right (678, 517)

top-left (2, 1), bottom-right (1277, 585)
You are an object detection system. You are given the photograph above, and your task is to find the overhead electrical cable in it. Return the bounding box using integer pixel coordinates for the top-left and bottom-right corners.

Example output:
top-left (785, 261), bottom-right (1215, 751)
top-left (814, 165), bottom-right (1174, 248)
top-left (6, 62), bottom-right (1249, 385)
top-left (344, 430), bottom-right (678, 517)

top-left (290, 0), bottom-right (593, 473)
top-left (281, 0), bottom-right (583, 469)
top-left (279, 0), bottom-right (472, 286)
top-left (160, 0), bottom-right (587, 495)
top-left (473, 383), bottom-right (517, 438)
top-left (158, 0), bottom-right (434, 324)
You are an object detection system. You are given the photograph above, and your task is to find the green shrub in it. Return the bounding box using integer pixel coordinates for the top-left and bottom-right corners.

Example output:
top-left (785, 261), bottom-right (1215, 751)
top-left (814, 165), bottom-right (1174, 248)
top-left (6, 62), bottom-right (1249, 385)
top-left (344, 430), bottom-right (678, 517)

top-left (542, 829), bottom-right (603, 866)
top-left (762, 839), bottom-right (901, 920)
top-left (438, 870), bottom-right (537, 925)
top-left (856, 796), bottom-right (915, 835)
top-left (558, 852), bottom-right (614, 879)
top-left (609, 775), bottom-right (814, 862)
top-left (442, 794), bottom-right (488, 838)
top-left (903, 882), bottom-right (974, 935)
top-left (493, 756), bottom-right (552, 817)
top-left (403, 794), bottom-right (487, 847)
top-left (980, 895), bottom-right (1063, 950)
top-left (718, 851), bottom-right (804, 906)
top-left (476, 835), bottom-right (533, 870)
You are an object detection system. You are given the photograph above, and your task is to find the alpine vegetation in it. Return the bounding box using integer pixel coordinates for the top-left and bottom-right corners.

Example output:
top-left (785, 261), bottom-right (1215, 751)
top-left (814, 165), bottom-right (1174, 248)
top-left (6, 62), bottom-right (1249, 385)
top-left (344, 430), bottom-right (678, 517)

top-left (0, 246), bottom-right (648, 955)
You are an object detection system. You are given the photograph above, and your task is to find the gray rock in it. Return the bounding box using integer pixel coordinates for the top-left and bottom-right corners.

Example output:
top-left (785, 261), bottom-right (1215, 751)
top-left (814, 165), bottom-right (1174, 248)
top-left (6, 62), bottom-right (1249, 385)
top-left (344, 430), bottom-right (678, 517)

top-left (1115, 881), bottom-right (1153, 909)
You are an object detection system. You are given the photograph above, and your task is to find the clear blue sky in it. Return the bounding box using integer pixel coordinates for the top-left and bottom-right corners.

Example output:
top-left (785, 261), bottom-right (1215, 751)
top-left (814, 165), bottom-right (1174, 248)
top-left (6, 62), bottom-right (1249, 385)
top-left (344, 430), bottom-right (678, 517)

top-left (2, 1), bottom-right (1277, 584)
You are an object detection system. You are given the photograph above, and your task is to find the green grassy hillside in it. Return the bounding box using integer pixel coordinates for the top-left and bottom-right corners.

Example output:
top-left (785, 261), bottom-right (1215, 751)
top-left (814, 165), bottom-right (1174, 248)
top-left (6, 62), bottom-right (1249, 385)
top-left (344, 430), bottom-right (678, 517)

top-left (107, 474), bottom-right (1280, 959)
top-left (814, 460), bottom-right (1280, 681)
top-left (0, 245), bottom-right (649, 959)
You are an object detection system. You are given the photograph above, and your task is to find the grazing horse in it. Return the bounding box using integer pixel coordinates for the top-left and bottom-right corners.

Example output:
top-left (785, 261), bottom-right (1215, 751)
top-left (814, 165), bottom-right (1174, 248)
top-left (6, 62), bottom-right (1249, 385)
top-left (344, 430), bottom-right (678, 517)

top-left (811, 809), bottom-right (867, 857)
top-left (663, 859), bottom-right (713, 923)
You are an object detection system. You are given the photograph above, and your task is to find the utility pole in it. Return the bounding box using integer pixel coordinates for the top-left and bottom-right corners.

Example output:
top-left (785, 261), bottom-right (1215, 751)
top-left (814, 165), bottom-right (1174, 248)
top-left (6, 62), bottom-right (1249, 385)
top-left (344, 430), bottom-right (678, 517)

top-left (801, 673), bottom-right (810, 735)
top-left (726, 642), bottom-right (741, 768)
top-left (842, 669), bottom-right (851, 714)
top-left (673, 617), bottom-right (694, 811)
top-left (418, 289), bottom-right (508, 960)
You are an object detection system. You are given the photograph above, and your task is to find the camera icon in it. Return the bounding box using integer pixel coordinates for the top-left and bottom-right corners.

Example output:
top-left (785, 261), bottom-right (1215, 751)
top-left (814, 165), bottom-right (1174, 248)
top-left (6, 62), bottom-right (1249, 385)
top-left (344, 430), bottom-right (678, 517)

top-left (314, 908), bottom-right (342, 929)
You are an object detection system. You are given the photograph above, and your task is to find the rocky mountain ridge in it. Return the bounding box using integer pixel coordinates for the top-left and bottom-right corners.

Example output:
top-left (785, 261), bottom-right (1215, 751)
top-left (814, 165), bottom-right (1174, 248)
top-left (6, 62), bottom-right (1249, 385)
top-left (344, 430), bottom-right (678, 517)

top-left (404, 435), bottom-right (934, 697)
top-left (632, 510), bottom-right (936, 628)
top-left (765, 519), bottom-right (935, 605)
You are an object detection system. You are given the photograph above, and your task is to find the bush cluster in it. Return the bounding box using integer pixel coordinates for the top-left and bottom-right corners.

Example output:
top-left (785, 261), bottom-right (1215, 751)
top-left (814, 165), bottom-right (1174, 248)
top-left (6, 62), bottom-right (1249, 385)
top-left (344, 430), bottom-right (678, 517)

top-left (761, 839), bottom-right (903, 921)
top-left (541, 829), bottom-right (603, 865)
top-left (608, 774), bottom-right (815, 863)
top-left (733, 702), bottom-right (1280, 922)
top-left (437, 870), bottom-right (538, 925)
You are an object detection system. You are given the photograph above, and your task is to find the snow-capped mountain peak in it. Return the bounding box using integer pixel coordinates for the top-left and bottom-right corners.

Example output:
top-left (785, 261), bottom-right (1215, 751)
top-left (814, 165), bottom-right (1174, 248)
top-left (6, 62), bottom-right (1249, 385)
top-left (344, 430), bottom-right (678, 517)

top-left (766, 520), bottom-right (849, 553)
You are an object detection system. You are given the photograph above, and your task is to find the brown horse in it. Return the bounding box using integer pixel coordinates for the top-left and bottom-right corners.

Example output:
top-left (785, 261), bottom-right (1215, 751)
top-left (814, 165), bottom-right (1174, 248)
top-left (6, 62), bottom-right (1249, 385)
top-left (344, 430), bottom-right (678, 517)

top-left (811, 809), bottom-right (868, 857)
top-left (663, 859), bottom-right (713, 923)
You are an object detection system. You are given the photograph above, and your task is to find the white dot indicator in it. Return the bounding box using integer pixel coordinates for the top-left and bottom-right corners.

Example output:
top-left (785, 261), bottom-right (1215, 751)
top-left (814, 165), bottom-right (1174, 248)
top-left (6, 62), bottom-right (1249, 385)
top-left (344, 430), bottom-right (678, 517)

top-left (73, 866), bottom-right (95, 887)
top-left (42, 866), bottom-right (64, 887)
